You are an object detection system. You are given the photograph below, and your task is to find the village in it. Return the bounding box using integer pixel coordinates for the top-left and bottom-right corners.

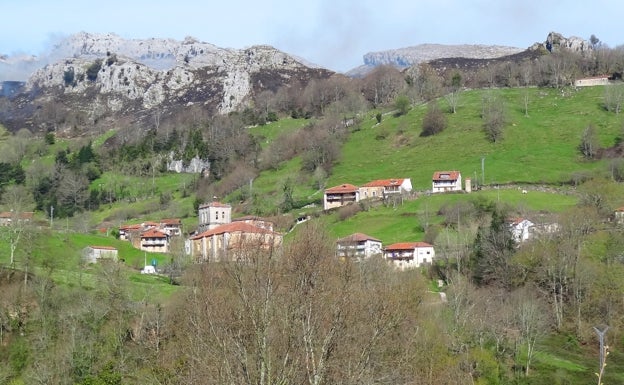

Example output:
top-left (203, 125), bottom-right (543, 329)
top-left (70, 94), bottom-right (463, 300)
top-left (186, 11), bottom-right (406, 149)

top-left (77, 170), bottom-right (562, 273)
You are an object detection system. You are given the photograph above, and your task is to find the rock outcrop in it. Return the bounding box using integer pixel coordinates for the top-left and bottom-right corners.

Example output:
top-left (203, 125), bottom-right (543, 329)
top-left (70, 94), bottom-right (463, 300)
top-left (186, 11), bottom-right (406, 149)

top-left (0, 33), bottom-right (334, 133)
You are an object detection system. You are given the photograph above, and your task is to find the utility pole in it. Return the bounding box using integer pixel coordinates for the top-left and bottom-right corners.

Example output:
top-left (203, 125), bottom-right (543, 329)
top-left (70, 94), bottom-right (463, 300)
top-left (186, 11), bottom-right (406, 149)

top-left (50, 205), bottom-right (54, 229)
top-left (481, 157), bottom-right (485, 186)
top-left (594, 326), bottom-right (609, 384)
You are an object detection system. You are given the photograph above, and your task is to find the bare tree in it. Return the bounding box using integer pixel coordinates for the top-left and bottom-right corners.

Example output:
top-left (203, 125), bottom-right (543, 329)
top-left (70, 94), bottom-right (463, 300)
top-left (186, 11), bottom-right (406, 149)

top-left (0, 185), bottom-right (34, 268)
top-left (604, 83), bottom-right (624, 114)
top-left (481, 93), bottom-right (507, 143)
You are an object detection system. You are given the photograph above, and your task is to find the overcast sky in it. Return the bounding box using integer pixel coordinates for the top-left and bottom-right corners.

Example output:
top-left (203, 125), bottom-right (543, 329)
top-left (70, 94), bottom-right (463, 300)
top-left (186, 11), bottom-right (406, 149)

top-left (1, 0), bottom-right (622, 72)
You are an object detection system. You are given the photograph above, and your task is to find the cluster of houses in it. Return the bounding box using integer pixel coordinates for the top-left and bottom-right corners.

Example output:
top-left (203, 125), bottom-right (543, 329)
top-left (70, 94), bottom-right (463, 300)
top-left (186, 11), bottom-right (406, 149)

top-left (335, 232), bottom-right (435, 270)
top-left (323, 171), bottom-right (469, 211)
top-left (80, 169), bottom-right (584, 270)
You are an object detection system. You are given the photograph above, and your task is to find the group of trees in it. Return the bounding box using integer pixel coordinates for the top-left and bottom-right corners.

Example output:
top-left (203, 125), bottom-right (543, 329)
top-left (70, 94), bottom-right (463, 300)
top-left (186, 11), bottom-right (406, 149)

top-left (5, 174), bottom-right (624, 384)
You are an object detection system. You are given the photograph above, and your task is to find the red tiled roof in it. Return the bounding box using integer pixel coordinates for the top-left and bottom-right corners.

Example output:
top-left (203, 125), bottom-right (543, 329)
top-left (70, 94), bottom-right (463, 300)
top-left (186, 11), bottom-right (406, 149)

top-left (120, 224), bottom-right (142, 231)
top-left (325, 183), bottom-right (359, 193)
top-left (362, 179), bottom-right (404, 188)
top-left (507, 217), bottom-right (525, 225)
top-left (141, 229), bottom-right (168, 238)
top-left (385, 242), bottom-right (432, 251)
top-left (337, 233), bottom-right (381, 243)
top-left (191, 222), bottom-right (280, 240)
top-left (0, 211), bottom-right (34, 220)
top-left (432, 171), bottom-right (461, 181)
top-left (160, 218), bottom-right (181, 225)
top-left (88, 245), bottom-right (118, 251)
top-left (616, 207), bottom-right (624, 212)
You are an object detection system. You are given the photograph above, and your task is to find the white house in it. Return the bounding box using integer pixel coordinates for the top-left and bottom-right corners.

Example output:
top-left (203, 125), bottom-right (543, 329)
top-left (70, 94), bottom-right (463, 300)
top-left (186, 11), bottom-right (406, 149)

top-left (359, 178), bottom-right (412, 200)
top-left (432, 171), bottom-right (462, 193)
top-left (336, 233), bottom-right (383, 259)
top-left (384, 242), bottom-right (435, 270)
top-left (82, 246), bottom-right (119, 264)
top-left (574, 75), bottom-right (610, 87)
top-left (508, 218), bottom-right (535, 243)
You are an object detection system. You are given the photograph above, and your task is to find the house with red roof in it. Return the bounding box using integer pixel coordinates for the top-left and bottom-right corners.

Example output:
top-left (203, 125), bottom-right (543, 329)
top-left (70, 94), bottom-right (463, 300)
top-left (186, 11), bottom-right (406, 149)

top-left (159, 218), bottom-right (183, 236)
top-left (336, 233), bottom-right (382, 259)
top-left (119, 223), bottom-right (143, 240)
top-left (432, 171), bottom-right (462, 193)
top-left (0, 211), bottom-right (34, 226)
top-left (323, 183), bottom-right (360, 210)
top-left (359, 178), bottom-right (412, 200)
top-left (189, 221), bottom-right (283, 262)
top-left (140, 229), bottom-right (170, 253)
top-left (384, 242), bottom-right (435, 270)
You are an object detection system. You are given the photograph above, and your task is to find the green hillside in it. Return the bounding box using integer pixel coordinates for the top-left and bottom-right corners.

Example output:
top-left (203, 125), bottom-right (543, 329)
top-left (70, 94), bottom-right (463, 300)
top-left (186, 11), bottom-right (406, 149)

top-left (2, 84), bottom-right (624, 385)
top-left (329, 86), bottom-right (618, 189)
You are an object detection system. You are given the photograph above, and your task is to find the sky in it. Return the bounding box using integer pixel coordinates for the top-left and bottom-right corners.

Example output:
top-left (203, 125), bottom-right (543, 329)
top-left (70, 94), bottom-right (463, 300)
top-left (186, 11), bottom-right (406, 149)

top-left (1, 0), bottom-right (622, 73)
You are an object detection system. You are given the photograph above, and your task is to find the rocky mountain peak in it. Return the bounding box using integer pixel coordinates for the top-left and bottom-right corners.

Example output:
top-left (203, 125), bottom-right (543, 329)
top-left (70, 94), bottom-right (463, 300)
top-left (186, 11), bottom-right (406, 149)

top-left (0, 33), bottom-right (334, 133)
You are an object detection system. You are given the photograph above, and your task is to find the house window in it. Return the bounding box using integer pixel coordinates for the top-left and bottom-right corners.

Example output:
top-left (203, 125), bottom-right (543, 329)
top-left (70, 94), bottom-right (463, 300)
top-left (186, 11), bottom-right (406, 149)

top-left (222, 211), bottom-right (225, 219)
top-left (426, 251), bottom-right (430, 254)
top-left (216, 211), bottom-right (219, 220)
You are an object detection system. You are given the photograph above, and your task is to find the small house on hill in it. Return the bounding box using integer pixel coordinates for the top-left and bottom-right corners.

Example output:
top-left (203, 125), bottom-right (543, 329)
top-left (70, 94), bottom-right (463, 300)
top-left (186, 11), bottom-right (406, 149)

top-left (0, 211), bottom-right (34, 226)
top-left (432, 171), bottom-right (462, 193)
top-left (324, 184), bottom-right (360, 211)
top-left (336, 233), bottom-right (382, 259)
top-left (574, 75), bottom-right (610, 87)
top-left (384, 242), bottom-right (435, 270)
top-left (359, 178), bottom-right (412, 200)
top-left (82, 246), bottom-right (119, 264)
top-left (159, 218), bottom-right (183, 236)
top-left (140, 229), bottom-right (170, 253)
top-left (508, 217), bottom-right (535, 243)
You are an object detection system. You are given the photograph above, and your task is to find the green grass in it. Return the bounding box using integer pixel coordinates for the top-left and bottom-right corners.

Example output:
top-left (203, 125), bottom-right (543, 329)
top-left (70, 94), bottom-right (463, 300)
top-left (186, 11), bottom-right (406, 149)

top-left (320, 189), bottom-right (577, 244)
top-left (249, 117), bottom-right (310, 148)
top-left (0, 230), bottom-right (180, 300)
top-left (328, 87), bottom-right (621, 190)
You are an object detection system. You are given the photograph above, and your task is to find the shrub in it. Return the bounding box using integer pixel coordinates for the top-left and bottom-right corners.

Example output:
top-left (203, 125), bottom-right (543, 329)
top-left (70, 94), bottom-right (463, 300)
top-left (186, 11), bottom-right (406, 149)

top-left (394, 95), bottom-right (411, 116)
top-left (337, 203), bottom-right (361, 221)
top-left (86, 59), bottom-right (103, 81)
top-left (421, 102), bottom-right (446, 136)
top-left (63, 67), bottom-right (75, 86)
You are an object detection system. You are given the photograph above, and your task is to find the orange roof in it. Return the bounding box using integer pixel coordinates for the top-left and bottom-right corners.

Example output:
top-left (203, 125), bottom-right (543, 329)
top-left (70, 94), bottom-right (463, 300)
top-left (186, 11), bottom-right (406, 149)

top-left (0, 211), bottom-right (34, 220)
top-left (120, 224), bottom-right (142, 230)
top-left (337, 233), bottom-right (381, 243)
top-left (141, 229), bottom-right (168, 238)
top-left (191, 222), bottom-right (280, 240)
top-left (325, 183), bottom-right (359, 193)
top-left (160, 218), bottom-right (181, 225)
top-left (362, 179), bottom-right (405, 188)
top-left (88, 245), bottom-right (117, 250)
top-left (432, 171), bottom-right (461, 181)
top-left (507, 217), bottom-right (526, 225)
top-left (385, 242), bottom-right (432, 251)
top-left (616, 207), bottom-right (624, 212)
